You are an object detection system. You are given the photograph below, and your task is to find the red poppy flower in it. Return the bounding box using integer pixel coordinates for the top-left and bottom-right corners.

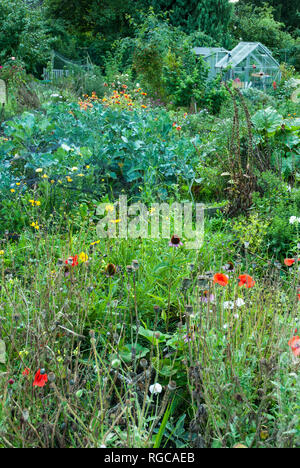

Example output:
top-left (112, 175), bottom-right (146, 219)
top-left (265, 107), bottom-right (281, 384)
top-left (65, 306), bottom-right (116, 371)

top-left (288, 336), bottom-right (300, 358)
top-left (22, 368), bottom-right (30, 376)
top-left (213, 273), bottom-right (229, 286)
top-left (65, 255), bottom-right (78, 267)
top-left (33, 369), bottom-right (48, 388)
top-left (238, 274), bottom-right (255, 288)
top-left (284, 258), bottom-right (295, 267)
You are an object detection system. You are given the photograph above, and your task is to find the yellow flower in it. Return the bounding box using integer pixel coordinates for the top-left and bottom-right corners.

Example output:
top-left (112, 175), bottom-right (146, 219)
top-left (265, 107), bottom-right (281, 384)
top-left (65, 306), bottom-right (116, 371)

top-left (31, 222), bottom-right (40, 230)
top-left (71, 167), bottom-right (78, 172)
top-left (42, 174), bottom-right (48, 179)
top-left (110, 219), bottom-right (121, 224)
top-left (77, 173), bottom-right (84, 177)
top-left (86, 165), bottom-right (90, 169)
top-left (10, 189), bottom-right (15, 193)
top-left (79, 252), bottom-right (89, 263)
top-left (36, 168), bottom-right (43, 173)
top-left (16, 183), bottom-right (21, 186)
top-left (0, 250), bottom-right (4, 255)
top-left (106, 204), bottom-right (114, 212)
top-left (29, 200), bottom-right (41, 207)
top-left (90, 240), bottom-right (100, 246)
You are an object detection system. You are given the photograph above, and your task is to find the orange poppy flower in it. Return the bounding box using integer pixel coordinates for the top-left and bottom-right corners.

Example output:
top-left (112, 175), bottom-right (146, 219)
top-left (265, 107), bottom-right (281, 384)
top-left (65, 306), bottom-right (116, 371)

top-left (288, 336), bottom-right (300, 357)
top-left (284, 258), bottom-right (295, 266)
top-left (238, 274), bottom-right (255, 288)
top-left (213, 273), bottom-right (229, 286)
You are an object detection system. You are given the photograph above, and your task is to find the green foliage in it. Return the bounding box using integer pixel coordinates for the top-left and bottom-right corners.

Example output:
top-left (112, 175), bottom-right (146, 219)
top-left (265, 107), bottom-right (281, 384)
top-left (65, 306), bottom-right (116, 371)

top-left (0, 0), bottom-right (53, 74)
top-left (150, 0), bottom-right (233, 43)
top-left (231, 3), bottom-right (296, 60)
top-left (0, 100), bottom-right (198, 206)
top-left (238, 0), bottom-right (300, 32)
top-left (132, 12), bottom-right (209, 106)
top-left (232, 213), bottom-right (270, 253)
top-left (252, 171), bottom-right (300, 255)
top-left (45, 0), bottom-right (146, 63)
top-left (252, 107), bottom-right (300, 177)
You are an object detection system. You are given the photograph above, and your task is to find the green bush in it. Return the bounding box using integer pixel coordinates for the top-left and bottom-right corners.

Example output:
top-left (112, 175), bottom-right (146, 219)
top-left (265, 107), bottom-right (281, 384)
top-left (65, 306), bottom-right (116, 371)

top-left (0, 0), bottom-right (52, 74)
top-left (252, 171), bottom-right (300, 255)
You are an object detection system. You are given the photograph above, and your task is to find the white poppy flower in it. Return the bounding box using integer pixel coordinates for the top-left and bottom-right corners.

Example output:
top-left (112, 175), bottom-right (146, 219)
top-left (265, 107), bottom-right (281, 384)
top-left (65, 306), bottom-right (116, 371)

top-left (235, 298), bottom-right (245, 307)
top-left (149, 383), bottom-right (163, 394)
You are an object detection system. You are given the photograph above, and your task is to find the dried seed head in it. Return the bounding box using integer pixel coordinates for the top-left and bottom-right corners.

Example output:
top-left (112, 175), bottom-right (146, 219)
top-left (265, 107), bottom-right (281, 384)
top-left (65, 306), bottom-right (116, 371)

top-left (140, 358), bottom-right (148, 368)
top-left (132, 260), bottom-right (139, 270)
top-left (185, 304), bottom-right (193, 315)
top-left (168, 381), bottom-right (176, 391)
top-left (22, 409), bottom-right (29, 422)
top-left (197, 275), bottom-right (210, 288)
top-left (113, 333), bottom-right (119, 342)
top-left (48, 372), bottom-right (56, 383)
top-left (182, 278), bottom-right (192, 290)
top-left (126, 265), bottom-right (134, 274)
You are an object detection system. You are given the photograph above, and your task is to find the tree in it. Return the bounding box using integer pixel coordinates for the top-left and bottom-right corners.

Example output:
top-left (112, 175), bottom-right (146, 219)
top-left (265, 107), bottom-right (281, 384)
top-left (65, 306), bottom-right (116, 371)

top-left (149, 0), bottom-right (233, 43)
top-left (231, 3), bottom-right (295, 56)
top-left (238, 0), bottom-right (300, 33)
top-left (0, 0), bottom-right (53, 73)
top-left (45, 0), bottom-right (146, 62)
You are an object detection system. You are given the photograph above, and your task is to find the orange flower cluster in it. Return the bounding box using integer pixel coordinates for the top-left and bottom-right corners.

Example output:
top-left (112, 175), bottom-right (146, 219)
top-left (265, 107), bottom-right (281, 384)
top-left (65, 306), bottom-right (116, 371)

top-left (99, 89), bottom-right (133, 109)
top-left (101, 85), bottom-right (149, 110)
top-left (77, 86), bottom-right (149, 111)
top-left (78, 92), bottom-right (100, 110)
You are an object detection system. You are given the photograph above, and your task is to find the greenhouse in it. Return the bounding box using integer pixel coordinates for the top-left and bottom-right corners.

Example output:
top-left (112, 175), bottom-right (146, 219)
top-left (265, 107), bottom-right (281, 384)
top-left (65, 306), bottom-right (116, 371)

top-left (215, 42), bottom-right (281, 89)
top-left (193, 47), bottom-right (229, 79)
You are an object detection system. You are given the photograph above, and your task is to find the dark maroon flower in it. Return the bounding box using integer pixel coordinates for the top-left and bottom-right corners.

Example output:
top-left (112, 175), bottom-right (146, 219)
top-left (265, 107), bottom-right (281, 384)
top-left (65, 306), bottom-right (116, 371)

top-left (169, 235), bottom-right (183, 248)
top-left (105, 263), bottom-right (117, 276)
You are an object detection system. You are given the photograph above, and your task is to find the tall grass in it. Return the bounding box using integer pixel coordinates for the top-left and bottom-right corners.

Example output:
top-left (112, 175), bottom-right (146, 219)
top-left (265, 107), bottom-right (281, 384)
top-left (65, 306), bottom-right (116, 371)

top-left (0, 217), bottom-right (298, 448)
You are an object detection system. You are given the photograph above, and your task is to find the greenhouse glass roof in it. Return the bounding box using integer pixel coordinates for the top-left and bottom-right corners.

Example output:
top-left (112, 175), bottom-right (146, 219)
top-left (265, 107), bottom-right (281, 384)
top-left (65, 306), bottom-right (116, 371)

top-left (193, 47), bottom-right (228, 57)
top-left (215, 42), bottom-right (279, 69)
